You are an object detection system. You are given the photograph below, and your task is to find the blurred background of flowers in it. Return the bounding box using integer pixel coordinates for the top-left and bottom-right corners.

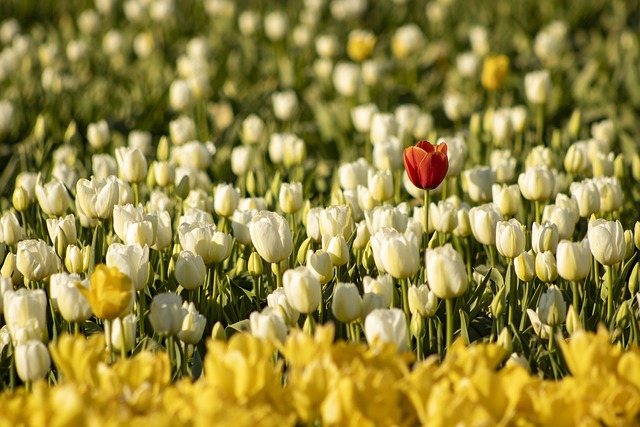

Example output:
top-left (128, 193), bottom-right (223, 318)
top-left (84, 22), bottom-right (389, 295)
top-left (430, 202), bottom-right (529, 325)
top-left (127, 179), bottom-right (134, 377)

top-left (1, 0), bottom-right (640, 424)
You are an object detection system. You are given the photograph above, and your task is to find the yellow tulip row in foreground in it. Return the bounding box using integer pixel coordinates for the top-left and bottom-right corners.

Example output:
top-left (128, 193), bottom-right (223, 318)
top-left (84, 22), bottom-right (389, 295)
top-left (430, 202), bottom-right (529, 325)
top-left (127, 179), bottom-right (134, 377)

top-left (1, 326), bottom-right (638, 427)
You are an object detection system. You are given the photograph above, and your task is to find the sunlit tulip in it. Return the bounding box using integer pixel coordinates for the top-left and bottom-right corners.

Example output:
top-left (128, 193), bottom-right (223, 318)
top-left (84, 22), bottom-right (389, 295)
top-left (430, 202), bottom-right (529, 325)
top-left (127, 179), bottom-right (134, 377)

top-left (172, 141), bottom-right (212, 171)
top-left (370, 113), bottom-right (398, 146)
top-left (249, 211), bottom-right (293, 264)
top-left (249, 308), bottom-right (287, 343)
top-left (319, 205), bottom-right (353, 239)
top-left (241, 114), bottom-right (265, 145)
top-left (0, 211), bottom-right (25, 246)
top-left (231, 209), bottom-right (256, 246)
top-left (283, 266), bottom-right (321, 314)
top-left (518, 166), bottom-right (555, 201)
top-left (403, 140), bottom-right (449, 190)
top-left (425, 244), bottom-right (468, 299)
top-left (481, 55), bottom-right (509, 91)
top-left (593, 176), bottom-right (623, 213)
top-left (430, 201), bottom-right (458, 234)
top-left (76, 176), bottom-right (119, 220)
top-left (555, 193), bottom-right (580, 224)
top-left (373, 136), bottom-right (404, 171)
top-left (541, 204), bottom-right (575, 240)
top-left (279, 182), bottom-right (303, 214)
top-left (115, 146), bottom-right (147, 183)
top-left (557, 239), bottom-right (591, 282)
top-left (15, 340), bottom-right (50, 382)
top-left (266, 287), bottom-right (299, 326)
top-left (490, 150), bottom-right (517, 184)
top-left (272, 90), bottom-right (298, 121)
top-left (492, 184), bottom-right (521, 217)
top-left (351, 104), bottom-right (379, 134)
top-left (391, 23), bottom-right (424, 59)
top-left (531, 222), bottom-right (559, 254)
top-left (462, 166), bottom-right (494, 203)
top-left (570, 179), bottom-right (600, 218)
top-left (535, 251), bottom-right (557, 283)
top-left (16, 239), bottom-right (56, 282)
top-left (175, 251), bottom-right (206, 290)
top-left (80, 264), bottom-right (133, 321)
top-left (332, 282), bottom-right (362, 323)
top-left (230, 145), bottom-right (254, 176)
top-left (368, 169), bottom-right (393, 202)
top-left (588, 219), bottom-right (625, 266)
top-left (214, 183), bottom-right (240, 218)
top-left (370, 228), bottom-right (420, 279)
top-left (524, 70), bottom-right (551, 104)
top-left (363, 275), bottom-right (394, 308)
top-left (538, 285), bottom-right (566, 327)
top-left (106, 243), bottom-right (150, 291)
top-left (57, 277), bottom-right (92, 323)
top-left (35, 178), bottom-right (70, 217)
top-left (496, 219), bottom-right (526, 259)
top-left (332, 61), bottom-right (360, 97)
top-left (179, 221), bottom-right (233, 265)
top-left (514, 250), bottom-right (535, 282)
top-left (149, 293), bottom-right (184, 337)
top-left (408, 285), bottom-right (438, 317)
top-left (108, 314), bottom-right (137, 353)
top-left (4, 288), bottom-right (48, 343)
top-left (87, 119), bottom-right (110, 149)
top-left (178, 302), bottom-right (206, 345)
top-left (264, 10), bottom-right (288, 42)
top-left (322, 234), bottom-right (349, 267)
top-left (364, 308), bottom-right (408, 352)
top-left (469, 203), bottom-right (503, 245)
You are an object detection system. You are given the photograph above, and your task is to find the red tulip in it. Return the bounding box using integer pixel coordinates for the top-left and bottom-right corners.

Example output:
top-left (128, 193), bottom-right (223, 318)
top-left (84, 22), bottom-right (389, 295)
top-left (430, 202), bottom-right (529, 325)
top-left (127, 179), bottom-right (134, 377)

top-left (403, 140), bottom-right (449, 190)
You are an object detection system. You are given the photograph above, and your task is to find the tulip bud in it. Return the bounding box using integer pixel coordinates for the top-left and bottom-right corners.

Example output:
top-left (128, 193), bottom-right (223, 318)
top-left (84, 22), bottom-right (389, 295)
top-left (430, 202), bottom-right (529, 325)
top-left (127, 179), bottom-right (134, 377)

top-left (368, 169), bottom-right (393, 203)
top-left (496, 219), bottom-right (525, 259)
top-left (179, 302), bottom-right (206, 345)
top-left (568, 108), bottom-right (581, 139)
top-left (491, 286), bottom-right (506, 318)
top-left (248, 251), bottom-right (263, 277)
top-left (306, 249), bottom-right (333, 284)
top-left (214, 184), bottom-right (240, 218)
top-left (614, 154), bottom-right (626, 179)
top-left (322, 234), bottom-right (349, 267)
top-left (588, 219), bottom-right (625, 266)
top-left (565, 305), bottom-right (582, 335)
top-left (279, 182), bottom-right (303, 214)
top-left (109, 314), bottom-right (137, 353)
top-left (497, 327), bottom-right (512, 354)
top-left (538, 285), bottom-right (566, 327)
top-left (635, 222), bottom-right (640, 251)
top-left (211, 321), bottom-right (226, 341)
top-left (632, 153), bottom-right (640, 182)
top-left (148, 293), bottom-right (184, 337)
top-left (157, 136), bottom-right (170, 161)
top-left (616, 300), bottom-right (631, 328)
top-left (283, 266), bottom-right (321, 314)
top-left (12, 187), bottom-right (29, 212)
top-left (514, 250), bottom-right (535, 282)
top-left (235, 257), bottom-right (247, 276)
top-left (629, 263), bottom-right (639, 295)
top-left (175, 175), bottom-right (191, 200)
top-left (15, 340), bottom-right (50, 382)
top-left (332, 282), bottom-right (362, 323)
top-left (535, 251), bottom-right (557, 283)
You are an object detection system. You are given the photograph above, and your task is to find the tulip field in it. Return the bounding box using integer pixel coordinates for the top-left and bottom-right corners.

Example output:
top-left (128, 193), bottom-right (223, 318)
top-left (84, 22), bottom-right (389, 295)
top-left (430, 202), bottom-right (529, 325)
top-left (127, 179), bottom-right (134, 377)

top-left (2, 0), bottom-right (640, 425)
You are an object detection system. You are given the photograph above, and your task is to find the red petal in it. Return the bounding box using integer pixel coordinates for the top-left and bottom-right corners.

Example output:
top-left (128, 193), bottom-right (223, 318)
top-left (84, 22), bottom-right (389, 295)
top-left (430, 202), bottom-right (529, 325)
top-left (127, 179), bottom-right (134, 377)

top-left (436, 142), bottom-right (448, 156)
top-left (415, 140), bottom-right (435, 153)
top-left (417, 152), bottom-right (449, 190)
top-left (403, 147), bottom-right (428, 189)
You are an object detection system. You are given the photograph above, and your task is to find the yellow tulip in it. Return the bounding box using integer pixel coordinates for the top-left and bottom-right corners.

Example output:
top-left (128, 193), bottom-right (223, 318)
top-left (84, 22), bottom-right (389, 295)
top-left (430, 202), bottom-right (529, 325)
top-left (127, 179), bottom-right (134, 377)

top-left (78, 264), bottom-right (133, 321)
top-left (481, 55), bottom-right (509, 91)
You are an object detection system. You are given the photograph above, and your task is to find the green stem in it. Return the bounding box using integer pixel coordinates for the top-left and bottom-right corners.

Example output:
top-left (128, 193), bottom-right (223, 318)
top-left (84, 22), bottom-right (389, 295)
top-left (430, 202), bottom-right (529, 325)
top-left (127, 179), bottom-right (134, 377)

top-left (507, 260), bottom-right (515, 326)
top-left (607, 265), bottom-right (614, 324)
top-left (536, 103), bottom-right (544, 146)
top-left (138, 291), bottom-right (146, 337)
top-left (401, 279), bottom-right (410, 323)
top-left (446, 298), bottom-right (455, 351)
top-left (571, 281), bottom-right (579, 314)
